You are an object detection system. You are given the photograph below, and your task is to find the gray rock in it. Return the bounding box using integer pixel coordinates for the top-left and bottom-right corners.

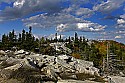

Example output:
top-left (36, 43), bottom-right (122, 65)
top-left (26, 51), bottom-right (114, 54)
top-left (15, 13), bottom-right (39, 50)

top-left (44, 66), bottom-right (61, 81)
top-left (4, 64), bottom-right (22, 71)
top-left (0, 50), bottom-right (5, 55)
top-left (120, 72), bottom-right (124, 76)
top-left (67, 75), bottom-right (77, 79)
top-left (58, 55), bottom-right (69, 60)
top-left (110, 76), bottom-right (125, 83)
top-left (50, 42), bottom-right (72, 53)
top-left (5, 58), bottom-right (22, 66)
top-left (0, 49), bottom-right (100, 82)
top-left (16, 54), bottom-right (25, 59)
top-left (14, 50), bottom-right (25, 55)
top-left (25, 52), bottom-right (30, 55)
top-left (0, 55), bottom-right (8, 61)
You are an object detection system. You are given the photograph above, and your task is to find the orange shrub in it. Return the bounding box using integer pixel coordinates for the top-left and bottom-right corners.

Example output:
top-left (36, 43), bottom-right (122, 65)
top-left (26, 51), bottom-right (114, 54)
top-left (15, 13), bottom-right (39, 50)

top-left (72, 53), bottom-right (81, 59)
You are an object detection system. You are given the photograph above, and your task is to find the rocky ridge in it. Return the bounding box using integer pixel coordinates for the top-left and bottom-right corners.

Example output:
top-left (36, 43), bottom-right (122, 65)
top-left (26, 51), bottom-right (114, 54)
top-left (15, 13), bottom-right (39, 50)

top-left (0, 49), bottom-right (104, 83)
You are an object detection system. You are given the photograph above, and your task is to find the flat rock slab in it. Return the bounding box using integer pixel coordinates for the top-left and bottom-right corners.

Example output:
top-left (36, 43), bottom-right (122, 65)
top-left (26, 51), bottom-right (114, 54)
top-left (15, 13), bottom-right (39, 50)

top-left (110, 76), bottom-right (125, 83)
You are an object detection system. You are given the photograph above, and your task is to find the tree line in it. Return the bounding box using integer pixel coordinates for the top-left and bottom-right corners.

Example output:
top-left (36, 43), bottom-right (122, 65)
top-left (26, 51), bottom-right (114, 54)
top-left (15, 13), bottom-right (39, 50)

top-left (0, 27), bottom-right (39, 51)
top-left (0, 27), bottom-right (125, 69)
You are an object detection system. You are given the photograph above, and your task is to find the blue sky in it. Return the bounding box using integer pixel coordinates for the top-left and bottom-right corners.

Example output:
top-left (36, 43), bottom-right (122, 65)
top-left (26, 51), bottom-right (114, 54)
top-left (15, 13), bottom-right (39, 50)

top-left (0, 0), bottom-right (125, 43)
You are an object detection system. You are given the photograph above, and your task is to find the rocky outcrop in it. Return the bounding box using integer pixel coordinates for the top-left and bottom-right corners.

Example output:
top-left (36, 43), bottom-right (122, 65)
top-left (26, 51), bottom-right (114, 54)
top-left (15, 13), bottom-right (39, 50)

top-left (0, 50), bottom-right (100, 83)
top-left (26, 54), bottom-right (99, 75)
top-left (50, 42), bottom-right (72, 54)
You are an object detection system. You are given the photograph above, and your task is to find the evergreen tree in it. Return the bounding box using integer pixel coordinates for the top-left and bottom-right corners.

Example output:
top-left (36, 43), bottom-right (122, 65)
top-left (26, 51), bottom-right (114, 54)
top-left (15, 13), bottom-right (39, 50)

top-left (24, 27), bottom-right (34, 50)
top-left (74, 32), bottom-right (78, 42)
top-left (2, 34), bottom-right (9, 49)
top-left (22, 29), bottom-right (26, 42)
top-left (12, 29), bottom-right (17, 42)
top-left (9, 32), bottom-right (13, 42)
top-left (29, 26), bottom-right (32, 34)
top-left (59, 35), bottom-right (62, 42)
top-left (54, 33), bottom-right (58, 42)
top-left (79, 36), bottom-right (82, 42)
top-left (2, 34), bottom-right (7, 43)
top-left (18, 33), bottom-right (22, 42)
top-left (21, 29), bottom-right (26, 49)
top-left (68, 36), bottom-right (71, 43)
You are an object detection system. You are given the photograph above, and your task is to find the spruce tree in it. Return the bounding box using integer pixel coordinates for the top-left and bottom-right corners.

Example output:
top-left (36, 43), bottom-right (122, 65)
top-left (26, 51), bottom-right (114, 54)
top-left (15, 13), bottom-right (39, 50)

top-left (18, 33), bottom-right (22, 42)
top-left (22, 29), bottom-right (26, 42)
top-left (54, 33), bottom-right (58, 42)
top-left (74, 32), bottom-right (78, 42)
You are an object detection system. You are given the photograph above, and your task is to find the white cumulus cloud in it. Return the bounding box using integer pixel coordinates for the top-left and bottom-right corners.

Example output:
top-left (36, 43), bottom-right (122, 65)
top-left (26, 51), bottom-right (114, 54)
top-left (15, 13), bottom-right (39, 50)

top-left (116, 14), bottom-right (125, 28)
top-left (115, 35), bottom-right (122, 39)
top-left (56, 22), bottom-right (106, 32)
top-left (22, 13), bottom-right (84, 28)
top-left (22, 12), bottom-right (106, 32)
top-left (117, 19), bottom-right (125, 24)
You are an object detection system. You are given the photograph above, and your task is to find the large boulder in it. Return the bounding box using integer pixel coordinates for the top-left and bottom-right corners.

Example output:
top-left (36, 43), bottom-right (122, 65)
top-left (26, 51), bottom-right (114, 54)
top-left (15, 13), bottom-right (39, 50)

top-left (5, 58), bottom-right (22, 65)
top-left (41, 66), bottom-right (61, 81)
top-left (24, 54), bottom-right (99, 76)
top-left (0, 50), bottom-right (5, 55)
top-left (14, 50), bottom-right (25, 55)
top-left (109, 76), bottom-right (125, 83)
top-left (0, 55), bottom-right (8, 61)
top-left (58, 55), bottom-right (70, 60)
top-left (73, 59), bottom-right (99, 76)
top-left (4, 64), bottom-right (22, 71)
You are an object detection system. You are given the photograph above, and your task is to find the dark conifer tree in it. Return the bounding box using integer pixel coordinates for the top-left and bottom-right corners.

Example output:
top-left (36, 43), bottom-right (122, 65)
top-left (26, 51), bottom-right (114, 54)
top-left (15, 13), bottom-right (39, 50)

top-left (80, 36), bottom-right (82, 42)
top-left (68, 36), bottom-right (71, 43)
top-left (54, 33), bottom-right (58, 42)
top-left (29, 26), bottom-right (32, 34)
top-left (22, 29), bottom-right (26, 42)
top-left (18, 33), bottom-right (22, 42)
top-left (2, 34), bottom-right (7, 43)
top-left (74, 32), bottom-right (78, 42)
top-left (9, 32), bottom-right (13, 42)
top-left (2, 34), bottom-right (9, 49)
